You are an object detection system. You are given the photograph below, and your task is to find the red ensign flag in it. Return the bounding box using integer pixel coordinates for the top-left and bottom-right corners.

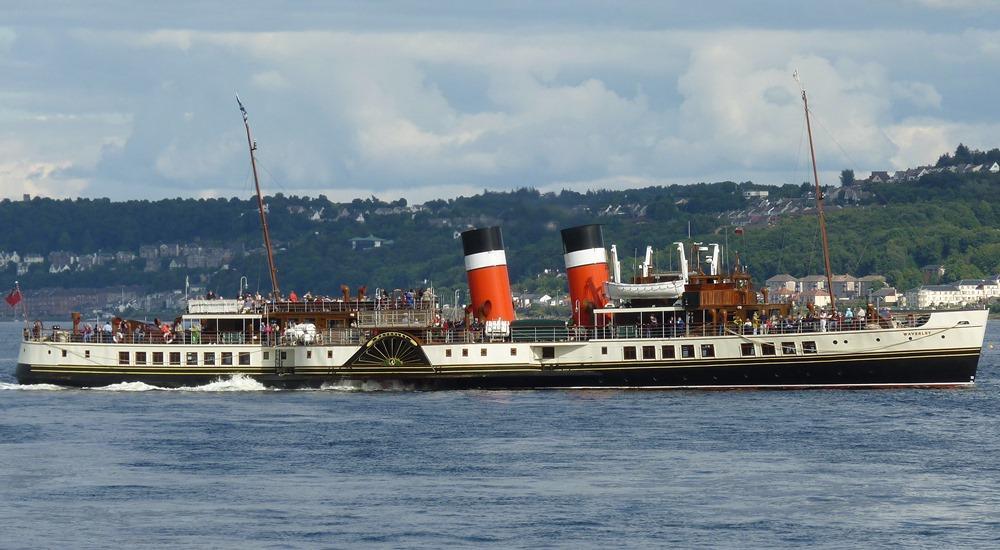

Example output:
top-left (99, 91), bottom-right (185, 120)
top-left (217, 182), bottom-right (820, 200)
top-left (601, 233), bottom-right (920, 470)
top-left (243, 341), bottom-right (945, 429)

top-left (5, 288), bottom-right (21, 307)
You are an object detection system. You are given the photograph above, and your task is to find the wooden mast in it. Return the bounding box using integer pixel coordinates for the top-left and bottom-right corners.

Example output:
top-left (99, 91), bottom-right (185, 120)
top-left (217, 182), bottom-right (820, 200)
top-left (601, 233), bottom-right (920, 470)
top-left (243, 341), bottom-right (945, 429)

top-left (237, 96), bottom-right (281, 299)
top-left (796, 74), bottom-right (836, 309)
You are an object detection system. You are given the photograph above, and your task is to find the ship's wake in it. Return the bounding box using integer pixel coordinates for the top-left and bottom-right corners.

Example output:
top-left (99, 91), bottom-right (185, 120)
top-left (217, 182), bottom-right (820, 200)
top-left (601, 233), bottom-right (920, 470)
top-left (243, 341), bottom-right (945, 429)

top-left (92, 374), bottom-right (270, 392)
top-left (1, 374), bottom-right (414, 392)
top-left (0, 381), bottom-right (67, 391)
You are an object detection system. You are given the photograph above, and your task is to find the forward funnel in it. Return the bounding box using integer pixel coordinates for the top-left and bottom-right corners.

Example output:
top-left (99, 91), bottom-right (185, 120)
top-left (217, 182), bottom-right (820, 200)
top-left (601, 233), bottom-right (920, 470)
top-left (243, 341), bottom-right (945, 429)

top-left (460, 226), bottom-right (516, 322)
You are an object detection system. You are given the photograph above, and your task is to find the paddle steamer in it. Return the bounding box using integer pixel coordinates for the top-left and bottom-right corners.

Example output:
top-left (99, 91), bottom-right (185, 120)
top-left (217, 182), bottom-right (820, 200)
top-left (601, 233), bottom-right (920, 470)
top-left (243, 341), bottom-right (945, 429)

top-left (14, 91), bottom-right (988, 389)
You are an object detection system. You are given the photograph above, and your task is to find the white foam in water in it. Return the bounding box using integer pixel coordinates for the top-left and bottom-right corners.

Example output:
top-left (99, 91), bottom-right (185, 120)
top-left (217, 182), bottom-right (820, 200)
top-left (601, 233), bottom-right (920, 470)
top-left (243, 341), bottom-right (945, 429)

top-left (91, 381), bottom-right (163, 392)
top-left (0, 381), bottom-right (66, 391)
top-left (319, 379), bottom-right (414, 392)
top-left (87, 374), bottom-right (269, 392)
top-left (183, 374), bottom-right (268, 392)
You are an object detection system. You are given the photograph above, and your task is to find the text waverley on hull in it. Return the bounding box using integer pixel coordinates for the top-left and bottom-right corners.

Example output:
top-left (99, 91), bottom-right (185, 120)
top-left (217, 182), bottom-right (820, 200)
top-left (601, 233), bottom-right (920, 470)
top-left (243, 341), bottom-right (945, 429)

top-left (15, 89), bottom-right (988, 390)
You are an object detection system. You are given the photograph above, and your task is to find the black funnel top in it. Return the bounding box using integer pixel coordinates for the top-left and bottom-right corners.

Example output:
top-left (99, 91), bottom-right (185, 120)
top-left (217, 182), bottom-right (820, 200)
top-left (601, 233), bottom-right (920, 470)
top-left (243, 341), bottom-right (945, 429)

top-left (560, 224), bottom-right (604, 253)
top-left (461, 226), bottom-right (505, 256)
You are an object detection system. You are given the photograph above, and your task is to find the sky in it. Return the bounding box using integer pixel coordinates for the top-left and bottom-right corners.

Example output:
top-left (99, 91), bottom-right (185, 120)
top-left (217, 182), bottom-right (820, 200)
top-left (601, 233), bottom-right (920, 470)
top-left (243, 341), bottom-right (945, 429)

top-left (2, 0), bottom-right (999, 203)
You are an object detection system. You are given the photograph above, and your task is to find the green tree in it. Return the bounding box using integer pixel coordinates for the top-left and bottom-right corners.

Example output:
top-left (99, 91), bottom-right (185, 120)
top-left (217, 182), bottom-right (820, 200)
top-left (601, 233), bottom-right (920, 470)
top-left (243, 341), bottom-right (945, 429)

top-left (840, 169), bottom-right (855, 186)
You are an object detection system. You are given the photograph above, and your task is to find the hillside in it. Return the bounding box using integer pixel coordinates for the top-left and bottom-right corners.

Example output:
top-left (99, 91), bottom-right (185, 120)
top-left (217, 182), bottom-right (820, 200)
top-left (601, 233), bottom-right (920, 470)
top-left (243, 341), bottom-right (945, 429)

top-left (2, 154), bottom-right (999, 302)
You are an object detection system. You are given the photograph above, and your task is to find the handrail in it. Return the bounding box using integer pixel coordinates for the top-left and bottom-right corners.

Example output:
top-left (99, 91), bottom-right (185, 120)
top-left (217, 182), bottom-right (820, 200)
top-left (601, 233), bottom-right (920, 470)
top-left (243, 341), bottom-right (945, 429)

top-left (24, 313), bottom-right (934, 346)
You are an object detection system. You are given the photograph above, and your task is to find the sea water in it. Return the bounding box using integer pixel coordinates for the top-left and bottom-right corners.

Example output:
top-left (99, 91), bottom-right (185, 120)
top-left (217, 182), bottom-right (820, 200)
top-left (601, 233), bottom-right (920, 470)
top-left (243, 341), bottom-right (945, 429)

top-left (1, 321), bottom-right (999, 548)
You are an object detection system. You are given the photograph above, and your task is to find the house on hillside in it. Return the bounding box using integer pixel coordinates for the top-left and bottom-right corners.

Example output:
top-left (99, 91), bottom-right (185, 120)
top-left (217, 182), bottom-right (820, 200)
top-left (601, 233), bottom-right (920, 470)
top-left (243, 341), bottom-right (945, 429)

top-left (765, 274), bottom-right (797, 294)
top-left (350, 235), bottom-right (393, 250)
top-left (798, 275), bottom-right (827, 292)
top-left (857, 275), bottom-right (886, 296)
top-left (866, 171), bottom-right (892, 184)
top-left (797, 289), bottom-right (831, 308)
top-left (830, 274), bottom-right (857, 299)
top-left (871, 287), bottom-right (898, 305)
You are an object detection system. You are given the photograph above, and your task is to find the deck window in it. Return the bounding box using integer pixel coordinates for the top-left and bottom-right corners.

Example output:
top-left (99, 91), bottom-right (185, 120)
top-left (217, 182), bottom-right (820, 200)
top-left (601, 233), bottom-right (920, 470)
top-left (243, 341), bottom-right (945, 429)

top-left (186, 352), bottom-right (198, 365)
top-left (701, 344), bottom-right (715, 358)
top-left (222, 352), bottom-right (233, 365)
top-left (781, 342), bottom-right (796, 355)
top-left (152, 352), bottom-right (163, 365)
top-left (169, 352), bottom-right (181, 365)
top-left (511, 348), bottom-right (517, 356)
top-left (239, 352), bottom-right (251, 366)
top-left (85, 350), bottom-right (90, 359)
top-left (445, 349), bottom-right (452, 358)
top-left (802, 341), bottom-right (818, 354)
top-left (601, 346), bottom-right (608, 355)
top-left (135, 352), bottom-right (147, 365)
top-left (761, 343), bottom-right (777, 356)
top-left (740, 343), bottom-right (755, 357)
top-left (481, 348), bottom-right (487, 357)
top-left (681, 345), bottom-right (695, 358)
top-left (661, 345), bottom-right (675, 359)
top-left (263, 351), bottom-right (270, 360)
top-left (280, 351), bottom-right (287, 360)
top-left (118, 351), bottom-right (129, 365)
top-left (327, 350), bottom-right (333, 359)
top-left (306, 350), bottom-right (312, 359)
top-left (642, 346), bottom-right (656, 359)
top-left (462, 348), bottom-right (469, 357)
top-left (542, 346), bottom-right (556, 359)
top-left (204, 352), bottom-right (216, 365)
top-left (623, 346), bottom-right (637, 360)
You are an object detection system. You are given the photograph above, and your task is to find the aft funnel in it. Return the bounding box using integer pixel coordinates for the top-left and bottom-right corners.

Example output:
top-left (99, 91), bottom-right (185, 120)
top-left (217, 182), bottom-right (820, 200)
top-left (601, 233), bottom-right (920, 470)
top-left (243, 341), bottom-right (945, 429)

top-left (460, 226), bottom-right (516, 322)
top-left (560, 224), bottom-right (611, 326)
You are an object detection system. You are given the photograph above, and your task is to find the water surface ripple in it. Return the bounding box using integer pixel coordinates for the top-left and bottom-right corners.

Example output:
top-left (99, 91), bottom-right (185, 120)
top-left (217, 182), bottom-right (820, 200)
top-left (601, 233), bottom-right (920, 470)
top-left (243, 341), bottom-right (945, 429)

top-left (2, 321), bottom-right (999, 548)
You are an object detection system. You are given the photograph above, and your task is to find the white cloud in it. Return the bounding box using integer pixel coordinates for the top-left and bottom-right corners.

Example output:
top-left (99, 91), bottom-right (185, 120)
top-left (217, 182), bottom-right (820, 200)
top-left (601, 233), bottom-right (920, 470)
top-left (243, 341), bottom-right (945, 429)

top-left (886, 118), bottom-right (1000, 169)
top-left (891, 81), bottom-right (942, 109)
top-left (2, 17), bottom-right (999, 201)
top-left (905, 0), bottom-right (1000, 9)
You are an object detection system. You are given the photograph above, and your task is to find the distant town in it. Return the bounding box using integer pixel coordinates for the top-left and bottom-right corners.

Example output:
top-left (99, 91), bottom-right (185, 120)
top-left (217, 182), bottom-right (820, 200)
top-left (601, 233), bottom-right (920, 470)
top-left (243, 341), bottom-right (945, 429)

top-left (2, 146), bottom-right (1000, 321)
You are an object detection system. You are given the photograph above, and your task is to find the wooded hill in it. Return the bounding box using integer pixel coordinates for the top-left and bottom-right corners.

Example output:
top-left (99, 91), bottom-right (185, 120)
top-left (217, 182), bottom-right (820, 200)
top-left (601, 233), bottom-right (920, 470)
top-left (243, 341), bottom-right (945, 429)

top-left (2, 160), bottom-right (999, 297)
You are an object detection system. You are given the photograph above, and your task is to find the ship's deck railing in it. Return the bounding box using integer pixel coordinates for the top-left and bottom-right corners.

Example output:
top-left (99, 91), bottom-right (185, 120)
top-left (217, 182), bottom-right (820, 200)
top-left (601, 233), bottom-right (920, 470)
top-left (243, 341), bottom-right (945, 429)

top-left (22, 314), bottom-right (934, 346)
top-left (260, 299), bottom-right (438, 315)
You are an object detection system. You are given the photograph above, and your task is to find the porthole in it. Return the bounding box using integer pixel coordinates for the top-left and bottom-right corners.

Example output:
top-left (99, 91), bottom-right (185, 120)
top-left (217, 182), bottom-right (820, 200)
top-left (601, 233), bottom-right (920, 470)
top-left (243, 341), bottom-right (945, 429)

top-left (876, 338), bottom-right (880, 342)
top-left (833, 340), bottom-right (838, 345)
top-left (908, 337), bottom-right (913, 341)
top-left (941, 335), bottom-right (945, 339)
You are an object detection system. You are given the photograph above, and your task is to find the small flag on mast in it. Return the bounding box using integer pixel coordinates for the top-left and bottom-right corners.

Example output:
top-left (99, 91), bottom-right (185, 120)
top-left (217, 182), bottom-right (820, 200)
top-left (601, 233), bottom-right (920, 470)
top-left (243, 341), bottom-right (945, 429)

top-left (734, 227), bottom-right (744, 236)
top-left (5, 287), bottom-right (22, 307)
top-left (236, 94), bottom-right (248, 122)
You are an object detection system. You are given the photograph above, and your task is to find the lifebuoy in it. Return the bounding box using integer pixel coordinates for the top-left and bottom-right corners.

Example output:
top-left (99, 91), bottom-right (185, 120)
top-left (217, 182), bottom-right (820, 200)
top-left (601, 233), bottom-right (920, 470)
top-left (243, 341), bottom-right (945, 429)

top-left (164, 332), bottom-right (174, 344)
top-left (113, 332), bottom-right (123, 343)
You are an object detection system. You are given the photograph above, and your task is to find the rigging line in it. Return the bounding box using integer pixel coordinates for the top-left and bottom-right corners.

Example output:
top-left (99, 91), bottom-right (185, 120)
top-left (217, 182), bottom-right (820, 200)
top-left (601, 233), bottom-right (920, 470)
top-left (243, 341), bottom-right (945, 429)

top-left (809, 221), bottom-right (820, 276)
top-left (777, 225), bottom-right (786, 273)
top-left (255, 155), bottom-right (292, 195)
top-left (853, 238), bottom-right (871, 275)
top-left (807, 106), bottom-right (857, 170)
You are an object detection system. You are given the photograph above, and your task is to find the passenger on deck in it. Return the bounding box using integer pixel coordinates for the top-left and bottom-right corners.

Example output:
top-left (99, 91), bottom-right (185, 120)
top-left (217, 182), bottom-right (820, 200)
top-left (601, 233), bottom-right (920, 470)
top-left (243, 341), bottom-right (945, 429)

top-left (289, 290), bottom-right (299, 302)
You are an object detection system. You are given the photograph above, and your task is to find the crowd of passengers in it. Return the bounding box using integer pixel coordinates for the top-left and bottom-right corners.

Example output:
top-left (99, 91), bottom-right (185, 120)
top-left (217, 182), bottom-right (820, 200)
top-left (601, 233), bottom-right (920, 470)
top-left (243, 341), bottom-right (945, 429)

top-left (199, 288), bottom-right (436, 312)
top-left (632, 306), bottom-right (913, 338)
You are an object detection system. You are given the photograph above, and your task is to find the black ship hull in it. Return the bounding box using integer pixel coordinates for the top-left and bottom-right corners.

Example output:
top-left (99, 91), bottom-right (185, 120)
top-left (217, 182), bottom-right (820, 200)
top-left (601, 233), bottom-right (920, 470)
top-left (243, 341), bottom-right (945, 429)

top-left (15, 348), bottom-right (980, 390)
